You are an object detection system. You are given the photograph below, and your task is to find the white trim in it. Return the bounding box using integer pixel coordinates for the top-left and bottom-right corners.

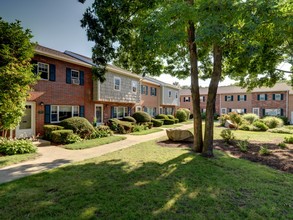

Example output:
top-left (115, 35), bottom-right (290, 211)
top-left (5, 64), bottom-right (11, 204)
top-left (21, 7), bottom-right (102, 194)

top-left (135, 106), bottom-right (142, 112)
top-left (15, 102), bottom-right (36, 138)
top-left (94, 104), bottom-right (103, 125)
top-left (252, 108), bottom-right (260, 116)
top-left (37, 62), bottom-right (49, 80)
top-left (51, 105), bottom-right (79, 123)
top-left (106, 65), bottom-right (141, 79)
top-left (221, 108), bottom-right (227, 115)
top-left (114, 76), bottom-right (121, 91)
top-left (131, 80), bottom-right (138, 94)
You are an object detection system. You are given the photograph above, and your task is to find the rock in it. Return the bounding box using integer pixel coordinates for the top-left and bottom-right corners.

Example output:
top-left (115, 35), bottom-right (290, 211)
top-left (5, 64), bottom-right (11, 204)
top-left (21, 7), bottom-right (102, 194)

top-left (225, 120), bottom-right (236, 129)
top-left (166, 129), bottom-right (194, 142)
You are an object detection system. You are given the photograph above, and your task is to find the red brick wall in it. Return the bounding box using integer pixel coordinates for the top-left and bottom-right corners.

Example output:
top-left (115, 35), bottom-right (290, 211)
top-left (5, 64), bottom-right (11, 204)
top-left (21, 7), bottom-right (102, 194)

top-left (140, 82), bottom-right (161, 112)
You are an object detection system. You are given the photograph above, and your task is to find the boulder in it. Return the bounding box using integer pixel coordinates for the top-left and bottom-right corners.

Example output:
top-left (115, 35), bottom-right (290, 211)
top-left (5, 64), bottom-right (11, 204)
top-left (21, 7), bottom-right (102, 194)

top-left (166, 129), bottom-right (194, 142)
top-left (225, 120), bottom-right (236, 129)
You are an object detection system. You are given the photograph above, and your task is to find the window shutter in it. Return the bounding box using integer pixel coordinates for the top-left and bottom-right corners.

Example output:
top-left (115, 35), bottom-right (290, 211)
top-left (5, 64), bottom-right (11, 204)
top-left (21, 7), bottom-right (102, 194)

top-left (231, 96), bottom-right (234, 101)
top-left (225, 96), bottom-right (227, 101)
top-left (203, 96), bottom-right (205, 102)
top-left (49, 64), bottom-right (56, 81)
top-left (44, 105), bottom-right (51, 123)
top-left (146, 86), bottom-right (148, 95)
top-left (154, 88), bottom-right (157, 96)
top-left (32, 60), bottom-right (38, 75)
top-left (280, 108), bottom-right (284, 116)
top-left (244, 109), bottom-right (247, 113)
top-left (79, 106), bottom-right (85, 117)
top-left (273, 94), bottom-right (275, 100)
top-left (244, 95), bottom-right (247, 101)
top-left (111, 106), bottom-right (114, 118)
top-left (128, 107), bottom-right (131, 115)
top-left (79, 71), bottom-right (84, 85)
top-left (141, 85), bottom-right (144, 94)
top-left (265, 94), bottom-right (268, 100)
top-left (262, 109), bottom-right (265, 117)
top-left (66, 68), bottom-right (71, 84)
top-left (229, 108), bottom-right (231, 112)
top-left (238, 95), bottom-right (240, 101)
top-left (281, 94), bottom-right (284, 100)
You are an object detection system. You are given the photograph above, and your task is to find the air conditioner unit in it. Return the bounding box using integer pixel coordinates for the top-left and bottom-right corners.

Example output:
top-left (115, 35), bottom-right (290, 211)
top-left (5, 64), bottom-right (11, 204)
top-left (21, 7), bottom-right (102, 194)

top-left (72, 78), bottom-right (80, 85)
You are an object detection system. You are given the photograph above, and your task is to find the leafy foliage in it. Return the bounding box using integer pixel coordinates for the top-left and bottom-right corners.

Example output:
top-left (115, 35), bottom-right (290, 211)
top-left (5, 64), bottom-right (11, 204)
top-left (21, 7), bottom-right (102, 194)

top-left (122, 116), bottom-right (136, 123)
top-left (0, 138), bottom-right (37, 155)
top-left (132, 111), bottom-right (151, 123)
top-left (0, 18), bottom-right (37, 132)
top-left (220, 129), bottom-right (235, 144)
top-left (151, 118), bottom-right (163, 127)
top-left (242, 114), bottom-right (259, 124)
top-left (259, 146), bottom-right (271, 156)
top-left (175, 110), bottom-right (187, 122)
top-left (236, 140), bottom-right (249, 153)
top-left (155, 114), bottom-right (169, 120)
top-left (252, 121), bottom-right (269, 131)
top-left (262, 117), bottom-right (283, 129)
top-left (43, 125), bottom-right (64, 141)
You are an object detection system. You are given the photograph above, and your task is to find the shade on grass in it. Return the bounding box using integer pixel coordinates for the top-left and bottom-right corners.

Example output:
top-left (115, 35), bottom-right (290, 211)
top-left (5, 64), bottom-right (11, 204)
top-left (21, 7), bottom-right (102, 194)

top-left (0, 139), bottom-right (292, 219)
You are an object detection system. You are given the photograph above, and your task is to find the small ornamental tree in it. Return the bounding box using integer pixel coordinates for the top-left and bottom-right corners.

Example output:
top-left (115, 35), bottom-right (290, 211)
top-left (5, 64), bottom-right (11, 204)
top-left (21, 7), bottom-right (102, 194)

top-left (0, 18), bottom-right (37, 136)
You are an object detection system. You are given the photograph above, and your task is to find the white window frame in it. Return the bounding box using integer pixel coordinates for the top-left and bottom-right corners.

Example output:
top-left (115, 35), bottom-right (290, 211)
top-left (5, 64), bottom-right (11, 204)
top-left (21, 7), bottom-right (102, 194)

top-left (168, 90), bottom-right (172, 98)
top-left (265, 109), bottom-right (281, 116)
top-left (94, 104), bottom-right (103, 125)
top-left (184, 96), bottom-right (190, 102)
top-left (113, 106), bottom-right (129, 119)
top-left (150, 87), bottom-right (157, 96)
top-left (253, 108), bottom-right (259, 116)
top-left (175, 92), bottom-right (178, 99)
top-left (231, 109), bottom-right (245, 114)
top-left (274, 94), bottom-right (282, 101)
top-left (51, 105), bottom-right (79, 123)
top-left (136, 106), bottom-right (142, 112)
top-left (38, 62), bottom-right (49, 80)
top-left (238, 95), bottom-right (246, 101)
top-left (200, 96), bottom-right (205, 102)
top-left (221, 108), bottom-right (227, 115)
top-left (131, 81), bottom-right (137, 93)
top-left (226, 95), bottom-right (233, 102)
top-left (71, 70), bottom-right (80, 85)
top-left (259, 94), bottom-right (266, 101)
top-left (114, 77), bottom-right (121, 91)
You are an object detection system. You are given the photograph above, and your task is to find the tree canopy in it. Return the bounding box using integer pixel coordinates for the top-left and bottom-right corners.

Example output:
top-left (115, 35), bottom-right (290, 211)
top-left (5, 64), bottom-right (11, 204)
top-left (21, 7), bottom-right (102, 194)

top-left (0, 18), bottom-right (37, 134)
top-left (80, 0), bottom-right (292, 156)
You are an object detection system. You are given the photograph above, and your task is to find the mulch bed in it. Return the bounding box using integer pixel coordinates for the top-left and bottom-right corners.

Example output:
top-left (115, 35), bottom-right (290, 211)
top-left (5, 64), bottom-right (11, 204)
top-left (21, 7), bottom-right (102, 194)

top-left (157, 139), bottom-right (293, 174)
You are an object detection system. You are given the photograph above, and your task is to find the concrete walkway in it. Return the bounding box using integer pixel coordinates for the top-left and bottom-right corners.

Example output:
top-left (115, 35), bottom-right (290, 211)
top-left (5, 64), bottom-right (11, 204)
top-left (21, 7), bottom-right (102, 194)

top-left (0, 123), bottom-right (193, 184)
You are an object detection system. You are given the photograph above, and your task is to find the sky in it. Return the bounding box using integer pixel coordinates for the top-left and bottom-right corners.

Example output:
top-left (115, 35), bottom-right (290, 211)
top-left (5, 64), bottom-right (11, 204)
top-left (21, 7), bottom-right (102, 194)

top-left (0, 0), bottom-right (291, 87)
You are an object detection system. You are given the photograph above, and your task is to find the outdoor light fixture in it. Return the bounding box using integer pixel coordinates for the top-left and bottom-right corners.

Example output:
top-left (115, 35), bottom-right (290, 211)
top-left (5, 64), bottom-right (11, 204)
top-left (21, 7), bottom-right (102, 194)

top-left (39, 101), bottom-right (44, 106)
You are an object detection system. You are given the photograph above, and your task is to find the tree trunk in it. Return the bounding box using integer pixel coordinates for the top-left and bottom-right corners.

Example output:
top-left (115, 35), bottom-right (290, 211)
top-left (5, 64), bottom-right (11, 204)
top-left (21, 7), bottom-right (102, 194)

top-left (202, 44), bottom-right (223, 157)
top-left (187, 20), bottom-right (203, 152)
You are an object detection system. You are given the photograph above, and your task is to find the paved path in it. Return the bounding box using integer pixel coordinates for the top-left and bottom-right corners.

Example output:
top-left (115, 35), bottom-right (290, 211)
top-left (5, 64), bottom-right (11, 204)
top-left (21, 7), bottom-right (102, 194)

top-left (0, 123), bottom-right (193, 184)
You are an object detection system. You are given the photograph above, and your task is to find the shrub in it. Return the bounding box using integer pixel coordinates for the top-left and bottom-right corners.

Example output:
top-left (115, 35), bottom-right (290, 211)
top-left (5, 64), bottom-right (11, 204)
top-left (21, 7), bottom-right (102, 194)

top-left (229, 112), bottom-right (243, 128)
top-left (252, 121), bottom-right (268, 131)
top-left (133, 124), bottom-right (148, 132)
top-left (60, 117), bottom-right (95, 139)
top-left (268, 127), bottom-right (293, 134)
top-left (218, 114), bottom-right (230, 126)
top-left (178, 108), bottom-right (191, 119)
top-left (146, 122), bottom-right (153, 129)
top-left (175, 110), bottom-right (187, 122)
top-left (108, 119), bottom-right (134, 134)
top-left (93, 125), bottom-right (113, 138)
top-left (155, 114), bottom-right (169, 120)
top-left (239, 123), bottom-right (251, 131)
top-left (0, 139), bottom-right (37, 155)
top-left (51, 129), bottom-right (74, 144)
top-left (259, 146), bottom-right (271, 156)
top-left (214, 113), bottom-right (220, 120)
top-left (66, 134), bottom-right (82, 144)
top-left (122, 116), bottom-right (136, 124)
top-left (167, 114), bottom-right (175, 119)
top-left (236, 139), bottom-right (249, 152)
top-left (151, 118), bottom-right (163, 127)
top-left (201, 112), bottom-right (206, 119)
top-left (174, 118), bottom-right (179, 123)
top-left (262, 116), bottom-right (283, 129)
top-left (132, 111), bottom-right (151, 123)
top-left (242, 113), bottom-right (259, 124)
top-left (43, 125), bottom-right (64, 141)
top-left (164, 119), bottom-right (175, 125)
top-left (278, 142), bottom-right (287, 149)
top-left (220, 129), bottom-right (235, 144)
top-left (277, 116), bottom-right (289, 125)
top-left (284, 136), bottom-right (293, 144)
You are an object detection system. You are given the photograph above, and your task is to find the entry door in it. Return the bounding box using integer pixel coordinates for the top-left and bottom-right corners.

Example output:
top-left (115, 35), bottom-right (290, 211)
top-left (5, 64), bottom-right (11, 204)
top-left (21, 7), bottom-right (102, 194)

top-left (95, 104), bottom-right (103, 126)
top-left (15, 102), bottom-right (36, 138)
top-left (291, 112), bottom-right (293, 124)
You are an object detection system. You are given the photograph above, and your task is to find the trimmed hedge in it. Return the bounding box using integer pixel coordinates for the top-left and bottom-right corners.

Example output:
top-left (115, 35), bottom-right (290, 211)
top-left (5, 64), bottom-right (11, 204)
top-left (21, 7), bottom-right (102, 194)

top-left (262, 116), bottom-right (283, 129)
top-left (43, 125), bottom-right (64, 141)
top-left (60, 117), bottom-right (95, 139)
top-left (51, 129), bottom-right (75, 144)
top-left (167, 115), bottom-right (175, 119)
top-left (252, 121), bottom-right (269, 131)
top-left (93, 125), bottom-right (113, 138)
top-left (151, 118), bottom-right (163, 127)
top-left (176, 110), bottom-right (187, 122)
top-left (122, 116), bottom-right (137, 123)
top-left (164, 119), bottom-right (175, 125)
top-left (178, 108), bottom-right (191, 119)
top-left (108, 119), bottom-right (134, 134)
top-left (174, 118), bottom-right (179, 123)
top-left (155, 114), bottom-right (169, 120)
top-left (132, 111), bottom-right (151, 123)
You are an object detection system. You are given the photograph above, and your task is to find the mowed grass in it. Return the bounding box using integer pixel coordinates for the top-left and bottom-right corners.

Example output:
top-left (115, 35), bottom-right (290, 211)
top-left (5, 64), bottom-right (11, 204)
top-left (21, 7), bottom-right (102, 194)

top-left (0, 153), bottom-right (39, 168)
top-left (64, 136), bottom-right (126, 150)
top-left (131, 128), bottom-right (163, 135)
top-left (0, 139), bottom-right (292, 219)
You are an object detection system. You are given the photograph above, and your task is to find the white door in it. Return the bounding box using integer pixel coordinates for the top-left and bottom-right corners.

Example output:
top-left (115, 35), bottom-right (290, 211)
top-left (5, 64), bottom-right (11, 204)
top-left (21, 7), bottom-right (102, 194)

top-left (291, 112), bottom-right (293, 124)
top-left (253, 108), bottom-right (260, 116)
top-left (15, 102), bottom-right (36, 138)
top-left (95, 104), bottom-right (103, 126)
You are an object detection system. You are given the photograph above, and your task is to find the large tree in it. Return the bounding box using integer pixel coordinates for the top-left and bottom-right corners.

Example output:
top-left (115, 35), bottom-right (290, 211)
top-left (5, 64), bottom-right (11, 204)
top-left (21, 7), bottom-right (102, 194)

top-left (80, 0), bottom-right (291, 156)
top-left (0, 18), bottom-right (37, 136)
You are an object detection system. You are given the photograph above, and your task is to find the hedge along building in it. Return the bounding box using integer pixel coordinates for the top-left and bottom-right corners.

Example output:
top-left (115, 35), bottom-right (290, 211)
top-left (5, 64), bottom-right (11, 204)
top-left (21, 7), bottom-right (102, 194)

top-left (179, 82), bottom-right (293, 123)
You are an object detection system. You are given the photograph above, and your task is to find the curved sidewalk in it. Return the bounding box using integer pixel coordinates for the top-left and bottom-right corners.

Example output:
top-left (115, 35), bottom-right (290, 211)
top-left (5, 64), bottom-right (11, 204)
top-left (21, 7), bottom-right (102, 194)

top-left (0, 123), bottom-right (193, 184)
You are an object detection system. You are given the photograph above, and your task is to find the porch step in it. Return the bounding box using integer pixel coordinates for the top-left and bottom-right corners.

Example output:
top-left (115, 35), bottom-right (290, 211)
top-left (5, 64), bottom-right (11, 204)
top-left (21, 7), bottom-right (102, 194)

top-left (33, 139), bottom-right (51, 147)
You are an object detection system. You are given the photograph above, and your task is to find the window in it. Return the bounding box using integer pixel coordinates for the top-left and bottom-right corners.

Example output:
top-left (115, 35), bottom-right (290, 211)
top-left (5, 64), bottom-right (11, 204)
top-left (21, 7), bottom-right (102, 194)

top-left (38, 62), bottom-right (49, 80)
top-left (238, 95), bottom-right (247, 101)
top-left (183, 97), bottom-right (190, 102)
top-left (136, 106), bottom-right (142, 112)
top-left (51, 105), bottom-right (79, 123)
top-left (273, 94), bottom-right (283, 101)
top-left (144, 107), bottom-right (157, 117)
top-left (253, 108), bottom-right (259, 116)
top-left (231, 109), bottom-right (246, 114)
top-left (200, 96), bottom-right (205, 102)
top-left (225, 95), bottom-right (233, 101)
top-left (113, 106), bottom-right (129, 119)
top-left (141, 85), bottom-right (148, 95)
top-left (264, 109), bottom-right (282, 116)
top-left (114, 77), bottom-right (121, 91)
top-left (221, 108), bottom-right (227, 115)
top-left (165, 107), bottom-right (173, 115)
top-left (168, 90), bottom-right (172, 98)
top-left (175, 92), bottom-right (178, 99)
top-left (258, 94), bottom-right (267, 101)
top-left (150, 87), bottom-right (157, 96)
top-left (132, 81), bottom-right (137, 93)
top-left (71, 70), bottom-right (80, 84)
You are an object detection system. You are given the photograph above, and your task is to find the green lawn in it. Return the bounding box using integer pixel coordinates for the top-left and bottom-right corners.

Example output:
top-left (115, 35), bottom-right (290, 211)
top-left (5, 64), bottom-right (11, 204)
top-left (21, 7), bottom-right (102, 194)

top-left (0, 139), bottom-right (292, 219)
top-left (0, 153), bottom-right (39, 168)
top-left (64, 136), bottom-right (126, 150)
top-left (162, 124), bottom-right (183, 128)
top-left (131, 128), bottom-right (163, 135)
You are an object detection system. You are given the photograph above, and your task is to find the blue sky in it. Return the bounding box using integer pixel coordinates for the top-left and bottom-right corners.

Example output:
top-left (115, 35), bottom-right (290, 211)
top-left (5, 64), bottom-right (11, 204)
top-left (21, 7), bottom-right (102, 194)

top-left (0, 0), bottom-right (290, 87)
